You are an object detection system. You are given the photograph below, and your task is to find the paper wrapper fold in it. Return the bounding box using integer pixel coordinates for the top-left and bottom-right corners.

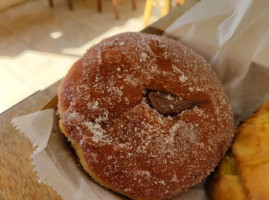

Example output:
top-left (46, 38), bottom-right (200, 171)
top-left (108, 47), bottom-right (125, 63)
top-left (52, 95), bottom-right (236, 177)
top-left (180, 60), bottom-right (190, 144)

top-left (165, 0), bottom-right (269, 124)
top-left (12, 109), bottom-right (124, 200)
top-left (12, 0), bottom-right (269, 199)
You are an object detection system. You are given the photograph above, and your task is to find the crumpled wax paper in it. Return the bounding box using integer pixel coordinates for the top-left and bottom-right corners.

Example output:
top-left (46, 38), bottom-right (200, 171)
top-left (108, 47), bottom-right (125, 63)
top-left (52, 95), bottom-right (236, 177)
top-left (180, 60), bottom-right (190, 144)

top-left (12, 0), bottom-right (269, 199)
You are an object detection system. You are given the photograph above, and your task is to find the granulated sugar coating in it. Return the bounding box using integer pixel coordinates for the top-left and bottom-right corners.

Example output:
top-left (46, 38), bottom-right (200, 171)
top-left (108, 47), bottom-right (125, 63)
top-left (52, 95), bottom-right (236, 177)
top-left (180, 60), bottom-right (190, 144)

top-left (58, 32), bottom-right (234, 200)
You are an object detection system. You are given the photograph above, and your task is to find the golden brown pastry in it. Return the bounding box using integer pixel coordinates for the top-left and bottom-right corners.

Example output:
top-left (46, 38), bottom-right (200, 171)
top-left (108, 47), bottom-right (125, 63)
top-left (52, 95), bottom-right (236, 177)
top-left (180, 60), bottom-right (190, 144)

top-left (208, 101), bottom-right (269, 200)
top-left (58, 32), bottom-right (234, 200)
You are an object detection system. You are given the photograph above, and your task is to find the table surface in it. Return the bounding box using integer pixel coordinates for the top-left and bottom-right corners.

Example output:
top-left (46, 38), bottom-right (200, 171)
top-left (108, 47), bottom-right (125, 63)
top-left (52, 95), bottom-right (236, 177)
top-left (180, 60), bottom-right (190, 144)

top-left (0, 2), bottom-right (198, 199)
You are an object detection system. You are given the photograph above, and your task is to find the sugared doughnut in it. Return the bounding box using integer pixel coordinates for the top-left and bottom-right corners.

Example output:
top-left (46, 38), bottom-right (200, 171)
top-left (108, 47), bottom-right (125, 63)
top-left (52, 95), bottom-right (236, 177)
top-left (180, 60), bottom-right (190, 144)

top-left (58, 32), bottom-right (234, 200)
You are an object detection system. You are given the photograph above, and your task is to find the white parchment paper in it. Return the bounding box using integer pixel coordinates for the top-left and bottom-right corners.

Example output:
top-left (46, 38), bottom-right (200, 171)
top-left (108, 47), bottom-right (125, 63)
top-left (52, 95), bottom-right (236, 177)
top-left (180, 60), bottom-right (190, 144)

top-left (11, 0), bottom-right (269, 199)
top-left (12, 110), bottom-right (123, 200)
top-left (165, 0), bottom-right (269, 124)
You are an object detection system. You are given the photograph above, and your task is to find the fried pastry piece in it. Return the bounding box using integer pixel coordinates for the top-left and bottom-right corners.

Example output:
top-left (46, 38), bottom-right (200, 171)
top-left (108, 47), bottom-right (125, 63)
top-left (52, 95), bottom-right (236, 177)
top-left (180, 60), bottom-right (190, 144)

top-left (58, 32), bottom-right (234, 200)
top-left (209, 101), bottom-right (269, 200)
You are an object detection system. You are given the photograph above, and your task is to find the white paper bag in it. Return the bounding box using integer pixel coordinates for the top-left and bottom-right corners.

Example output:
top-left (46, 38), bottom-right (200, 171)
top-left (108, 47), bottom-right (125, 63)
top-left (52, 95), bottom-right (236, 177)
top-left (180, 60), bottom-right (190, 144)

top-left (165, 0), bottom-right (269, 124)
